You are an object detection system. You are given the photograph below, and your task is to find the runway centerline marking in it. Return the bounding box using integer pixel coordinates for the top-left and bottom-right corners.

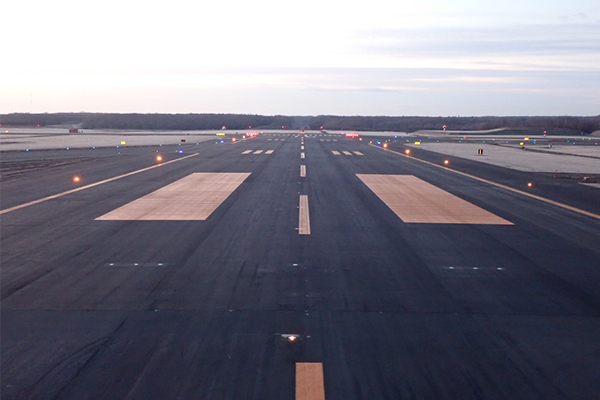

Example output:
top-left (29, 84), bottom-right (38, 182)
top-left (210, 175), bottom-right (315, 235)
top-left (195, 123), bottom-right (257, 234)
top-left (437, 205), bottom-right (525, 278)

top-left (296, 363), bottom-right (325, 400)
top-left (96, 172), bottom-right (250, 221)
top-left (253, 150), bottom-right (263, 154)
top-left (342, 151), bottom-right (353, 156)
top-left (301, 152), bottom-right (305, 159)
top-left (370, 144), bottom-right (600, 221)
top-left (353, 151), bottom-right (364, 156)
top-left (299, 195), bottom-right (311, 234)
top-left (265, 150), bottom-right (275, 154)
top-left (0, 153), bottom-right (199, 215)
top-left (242, 150), bottom-right (253, 154)
top-left (357, 174), bottom-right (513, 224)
top-left (331, 151), bottom-right (341, 155)
top-left (300, 165), bottom-right (306, 177)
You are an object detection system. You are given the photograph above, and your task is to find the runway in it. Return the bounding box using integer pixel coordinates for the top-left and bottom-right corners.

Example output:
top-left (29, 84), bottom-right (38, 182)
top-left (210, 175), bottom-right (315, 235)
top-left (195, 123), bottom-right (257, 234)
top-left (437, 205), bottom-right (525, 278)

top-left (2, 132), bottom-right (600, 399)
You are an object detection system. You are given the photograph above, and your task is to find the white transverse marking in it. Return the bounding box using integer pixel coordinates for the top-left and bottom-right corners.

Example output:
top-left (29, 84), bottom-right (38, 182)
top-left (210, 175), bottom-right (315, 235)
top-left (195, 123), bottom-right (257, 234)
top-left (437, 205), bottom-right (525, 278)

top-left (96, 172), bottom-right (250, 221)
top-left (356, 174), bottom-right (513, 224)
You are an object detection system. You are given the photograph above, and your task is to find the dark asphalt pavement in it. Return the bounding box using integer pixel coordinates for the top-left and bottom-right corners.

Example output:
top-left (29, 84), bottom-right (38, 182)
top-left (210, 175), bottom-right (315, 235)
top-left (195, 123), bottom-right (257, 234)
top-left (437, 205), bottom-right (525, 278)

top-left (2, 133), bottom-right (600, 399)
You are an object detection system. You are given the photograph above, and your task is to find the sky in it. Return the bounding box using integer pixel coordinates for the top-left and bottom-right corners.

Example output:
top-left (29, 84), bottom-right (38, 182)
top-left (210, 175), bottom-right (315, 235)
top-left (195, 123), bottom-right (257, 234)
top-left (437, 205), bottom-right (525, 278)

top-left (2, 0), bottom-right (599, 116)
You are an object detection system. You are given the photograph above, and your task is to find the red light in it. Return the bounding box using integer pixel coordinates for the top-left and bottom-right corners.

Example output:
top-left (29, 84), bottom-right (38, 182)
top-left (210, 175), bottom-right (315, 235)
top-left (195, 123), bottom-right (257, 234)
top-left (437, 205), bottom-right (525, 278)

top-left (73, 176), bottom-right (80, 182)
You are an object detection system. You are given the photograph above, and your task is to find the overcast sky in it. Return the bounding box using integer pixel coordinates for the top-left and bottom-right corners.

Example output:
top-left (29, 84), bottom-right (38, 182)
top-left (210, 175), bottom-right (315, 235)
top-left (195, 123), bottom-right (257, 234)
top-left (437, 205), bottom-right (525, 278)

top-left (2, 0), bottom-right (599, 116)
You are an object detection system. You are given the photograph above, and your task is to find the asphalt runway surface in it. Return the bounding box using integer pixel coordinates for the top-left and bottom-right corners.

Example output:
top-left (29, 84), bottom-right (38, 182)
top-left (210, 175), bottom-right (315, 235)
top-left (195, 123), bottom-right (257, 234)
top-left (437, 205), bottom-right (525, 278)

top-left (2, 133), bottom-right (600, 399)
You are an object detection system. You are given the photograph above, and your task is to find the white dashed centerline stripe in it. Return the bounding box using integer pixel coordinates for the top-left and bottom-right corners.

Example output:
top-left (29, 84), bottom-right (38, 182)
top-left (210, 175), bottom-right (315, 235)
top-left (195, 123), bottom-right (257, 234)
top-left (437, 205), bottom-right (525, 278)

top-left (265, 150), bottom-right (274, 154)
top-left (342, 151), bottom-right (353, 156)
top-left (299, 195), bottom-right (311, 235)
top-left (301, 153), bottom-right (305, 159)
top-left (353, 151), bottom-right (364, 156)
top-left (300, 165), bottom-right (306, 177)
top-left (242, 150), bottom-right (253, 154)
top-left (0, 153), bottom-right (199, 215)
top-left (253, 150), bottom-right (263, 154)
top-left (301, 145), bottom-right (305, 150)
top-left (331, 151), bottom-right (341, 155)
top-left (296, 363), bottom-right (325, 400)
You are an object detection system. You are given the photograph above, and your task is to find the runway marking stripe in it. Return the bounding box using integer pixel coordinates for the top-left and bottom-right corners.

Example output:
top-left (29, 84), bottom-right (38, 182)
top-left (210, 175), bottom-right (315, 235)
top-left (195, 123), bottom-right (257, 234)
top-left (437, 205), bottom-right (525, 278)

top-left (95, 172), bottom-right (250, 221)
top-left (342, 151), bottom-right (353, 156)
top-left (0, 153), bottom-right (199, 215)
top-left (301, 152), bottom-right (305, 159)
top-left (242, 150), bottom-right (253, 154)
top-left (370, 144), bottom-right (600, 221)
top-left (253, 150), bottom-right (263, 154)
top-left (331, 151), bottom-right (341, 155)
top-left (357, 174), bottom-right (513, 224)
top-left (300, 165), bottom-right (307, 177)
top-left (265, 150), bottom-right (274, 154)
top-left (296, 363), bottom-right (325, 400)
top-left (299, 195), bottom-right (311, 234)
top-left (353, 151), bottom-right (364, 156)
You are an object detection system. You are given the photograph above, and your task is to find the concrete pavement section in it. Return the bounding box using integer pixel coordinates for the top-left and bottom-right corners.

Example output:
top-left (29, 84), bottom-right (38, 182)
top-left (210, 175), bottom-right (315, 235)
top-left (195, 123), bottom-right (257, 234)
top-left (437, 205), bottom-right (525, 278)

top-left (2, 133), bottom-right (600, 399)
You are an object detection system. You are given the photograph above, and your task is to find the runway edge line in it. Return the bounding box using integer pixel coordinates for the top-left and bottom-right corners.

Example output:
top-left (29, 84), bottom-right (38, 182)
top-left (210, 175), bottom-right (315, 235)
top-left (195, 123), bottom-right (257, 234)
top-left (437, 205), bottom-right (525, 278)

top-left (0, 153), bottom-right (199, 215)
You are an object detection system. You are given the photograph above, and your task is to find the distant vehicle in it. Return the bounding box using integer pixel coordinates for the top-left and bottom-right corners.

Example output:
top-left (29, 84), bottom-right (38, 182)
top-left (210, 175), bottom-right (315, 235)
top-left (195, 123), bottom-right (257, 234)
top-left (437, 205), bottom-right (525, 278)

top-left (345, 132), bottom-right (359, 138)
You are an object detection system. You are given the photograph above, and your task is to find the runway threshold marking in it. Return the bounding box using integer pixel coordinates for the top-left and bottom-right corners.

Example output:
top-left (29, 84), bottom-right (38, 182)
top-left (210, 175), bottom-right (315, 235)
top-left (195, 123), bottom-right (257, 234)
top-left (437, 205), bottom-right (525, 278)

top-left (342, 151), bottom-right (353, 156)
top-left (299, 195), bottom-right (311, 234)
top-left (265, 150), bottom-right (275, 154)
top-left (296, 363), bottom-right (325, 400)
top-left (357, 174), bottom-right (513, 224)
top-left (353, 151), bottom-right (364, 156)
top-left (253, 150), bottom-right (264, 154)
top-left (331, 151), bottom-right (341, 155)
top-left (300, 165), bottom-right (307, 177)
top-left (242, 150), bottom-right (253, 154)
top-left (370, 144), bottom-right (600, 221)
top-left (96, 172), bottom-right (250, 221)
top-left (0, 153), bottom-right (199, 215)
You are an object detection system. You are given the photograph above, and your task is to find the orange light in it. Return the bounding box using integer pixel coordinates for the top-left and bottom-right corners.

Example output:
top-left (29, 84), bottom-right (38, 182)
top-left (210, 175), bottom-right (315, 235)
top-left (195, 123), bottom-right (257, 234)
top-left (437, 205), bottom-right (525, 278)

top-left (156, 155), bottom-right (162, 161)
top-left (232, 138), bottom-right (236, 142)
top-left (527, 182), bottom-right (533, 187)
top-left (383, 143), bottom-right (388, 148)
top-left (288, 335), bottom-right (297, 342)
top-left (444, 160), bottom-right (449, 165)
top-left (405, 149), bottom-right (410, 155)
top-left (73, 176), bottom-right (80, 182)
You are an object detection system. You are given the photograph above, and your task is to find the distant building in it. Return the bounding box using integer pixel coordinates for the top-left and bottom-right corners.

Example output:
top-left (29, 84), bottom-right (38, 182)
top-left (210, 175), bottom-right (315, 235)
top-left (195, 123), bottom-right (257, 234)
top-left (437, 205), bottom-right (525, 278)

top-left (69, 128), bottom-right (79, 133)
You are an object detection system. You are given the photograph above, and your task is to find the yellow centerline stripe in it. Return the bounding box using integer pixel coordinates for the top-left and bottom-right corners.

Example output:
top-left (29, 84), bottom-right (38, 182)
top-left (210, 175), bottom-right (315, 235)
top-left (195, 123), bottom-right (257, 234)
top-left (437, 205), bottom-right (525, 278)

top-left (0, 153), bottom-right (199, 215)
top-left (369, 144), bottom-right (600, 221)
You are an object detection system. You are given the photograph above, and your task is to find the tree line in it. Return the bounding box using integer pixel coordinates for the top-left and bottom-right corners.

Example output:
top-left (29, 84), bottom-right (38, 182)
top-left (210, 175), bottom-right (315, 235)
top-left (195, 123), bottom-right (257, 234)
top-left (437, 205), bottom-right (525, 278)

top-left (1, 113), bottom-right (599, 134)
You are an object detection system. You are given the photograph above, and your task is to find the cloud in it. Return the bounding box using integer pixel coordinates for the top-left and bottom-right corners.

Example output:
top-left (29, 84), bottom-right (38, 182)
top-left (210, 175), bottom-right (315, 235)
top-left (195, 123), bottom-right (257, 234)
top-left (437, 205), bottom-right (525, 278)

top-left (350, 22), bottom-right (600, 71)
